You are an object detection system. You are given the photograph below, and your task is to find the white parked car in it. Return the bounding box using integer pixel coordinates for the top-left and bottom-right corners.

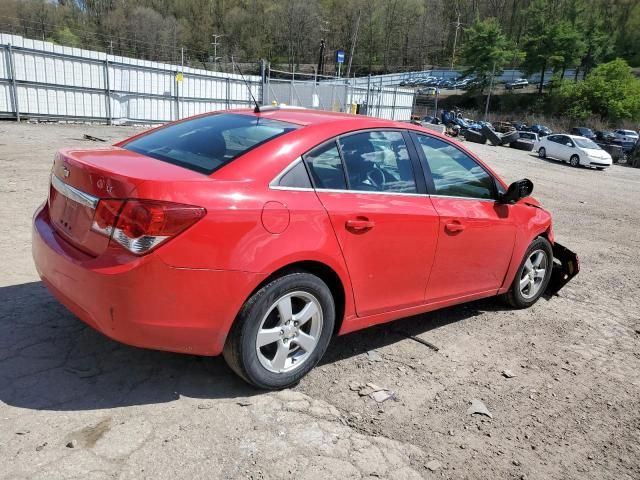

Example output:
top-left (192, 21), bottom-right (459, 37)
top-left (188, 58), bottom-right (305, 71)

top-left (613, 129), bottom-right (639, 143)
top-left (535, 134), bottom-right (612, 170)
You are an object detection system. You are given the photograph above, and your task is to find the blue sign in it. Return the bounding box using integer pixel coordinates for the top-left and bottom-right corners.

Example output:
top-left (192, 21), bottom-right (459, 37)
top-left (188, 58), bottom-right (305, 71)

top-left (336, 50), bottom-right (345, 64)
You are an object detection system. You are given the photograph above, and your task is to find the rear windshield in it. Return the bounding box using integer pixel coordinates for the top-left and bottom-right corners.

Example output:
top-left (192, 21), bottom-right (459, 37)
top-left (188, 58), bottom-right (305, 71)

top-left (123, 113), bottom-right (298, 174)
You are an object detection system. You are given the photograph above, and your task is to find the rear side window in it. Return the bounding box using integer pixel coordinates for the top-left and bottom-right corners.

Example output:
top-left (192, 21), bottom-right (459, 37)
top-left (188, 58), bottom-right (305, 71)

top-left (415, 134), bottom-right (496, 200)
top-left (123, 113), bottom-right (298, 174)
top-left (338, 131), bottom-right (417, 193)
top-left (304, 142), bottom-right (347, 190)
top-left (278, 161), bottom-right (312, 188)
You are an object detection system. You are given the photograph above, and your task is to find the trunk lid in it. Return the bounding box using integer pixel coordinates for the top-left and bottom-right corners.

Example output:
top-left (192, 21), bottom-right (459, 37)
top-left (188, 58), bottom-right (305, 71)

top-left (48, 147), bottom-right (206, 256)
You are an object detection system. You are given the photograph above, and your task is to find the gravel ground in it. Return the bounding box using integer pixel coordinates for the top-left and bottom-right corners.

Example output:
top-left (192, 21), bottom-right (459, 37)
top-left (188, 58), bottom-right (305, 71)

top-left (0, 122), bottom-right (638, 480)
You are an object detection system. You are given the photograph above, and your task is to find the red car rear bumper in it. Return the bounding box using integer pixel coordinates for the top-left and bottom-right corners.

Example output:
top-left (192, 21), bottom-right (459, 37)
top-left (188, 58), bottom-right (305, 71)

top-left (32, 205), bottom-right (264, 356)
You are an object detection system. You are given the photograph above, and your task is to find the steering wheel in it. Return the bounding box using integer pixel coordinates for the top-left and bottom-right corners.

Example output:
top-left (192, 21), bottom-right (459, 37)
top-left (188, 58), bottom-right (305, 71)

top-left (366, 166), bottom-right (386, 190)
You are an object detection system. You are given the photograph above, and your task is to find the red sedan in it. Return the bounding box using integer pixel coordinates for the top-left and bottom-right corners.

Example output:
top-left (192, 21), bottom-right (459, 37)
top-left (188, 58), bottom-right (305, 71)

top-left (32, 108), bottom-right (578, 389)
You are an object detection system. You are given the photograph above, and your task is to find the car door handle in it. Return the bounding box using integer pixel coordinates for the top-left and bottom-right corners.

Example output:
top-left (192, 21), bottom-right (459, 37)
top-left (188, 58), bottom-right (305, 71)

top-left (345, 218), bottom-right (375, 232)
top-left (445, 221), bottom-right (465, 233)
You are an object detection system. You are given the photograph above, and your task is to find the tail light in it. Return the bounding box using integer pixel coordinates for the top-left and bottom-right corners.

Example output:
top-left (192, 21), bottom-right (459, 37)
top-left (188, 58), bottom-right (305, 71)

top-left (91, 199), bottom-right (205, 255)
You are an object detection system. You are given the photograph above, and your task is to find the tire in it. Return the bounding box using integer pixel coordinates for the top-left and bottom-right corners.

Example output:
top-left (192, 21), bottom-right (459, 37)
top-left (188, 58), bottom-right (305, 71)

top-left (570, 154), bottom-right (580, 167)
top-left (500, 130), bottom-right (520, 145)
top-left (509, 139), bottom-right (534, 151)
top-left (462, 129), bottom-right (486, 144)
top-left (481, 125), bottom-right (503, 146)
top-left (538, 147), bottom-right (546, 158)
top-left (223, 272), bottom-right (335, 389)
top-left (503, 237), bottom-right (553, 309)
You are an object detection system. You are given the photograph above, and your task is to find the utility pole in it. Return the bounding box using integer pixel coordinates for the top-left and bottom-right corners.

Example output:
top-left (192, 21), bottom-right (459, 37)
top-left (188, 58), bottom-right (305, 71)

top-left (346, 9), bottom-right (361, 79)
top-left (450, 12), bottom-right (462, 70)
top-left (211, 34), bottom-right (225, 71)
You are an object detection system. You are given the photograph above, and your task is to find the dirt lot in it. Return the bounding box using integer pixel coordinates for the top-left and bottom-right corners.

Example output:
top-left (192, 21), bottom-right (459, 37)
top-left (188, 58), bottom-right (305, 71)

top-left (0, 121), bottom-right (639, 480)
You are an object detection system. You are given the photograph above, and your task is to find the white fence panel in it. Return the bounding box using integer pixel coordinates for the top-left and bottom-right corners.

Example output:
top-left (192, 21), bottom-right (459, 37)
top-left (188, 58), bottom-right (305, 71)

top-left (0, 33), bottom-right (261, 123)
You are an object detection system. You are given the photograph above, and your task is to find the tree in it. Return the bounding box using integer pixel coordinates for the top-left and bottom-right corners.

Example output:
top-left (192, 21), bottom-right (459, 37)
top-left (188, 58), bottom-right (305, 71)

top-left (548, 21), bottom-right (585, 80)
top-left (48, 26), bottom-right (81, 47)
top-left (459, 18), bottom-right (520, 92)
top-left (555, 59), bottom-right (640, 121)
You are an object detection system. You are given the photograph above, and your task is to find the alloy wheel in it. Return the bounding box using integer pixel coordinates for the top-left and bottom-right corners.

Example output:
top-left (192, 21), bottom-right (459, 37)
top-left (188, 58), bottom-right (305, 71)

top-left (519, 250), bottom-right (548, 299)
top-left (255, 291), bottom-right (323, 373)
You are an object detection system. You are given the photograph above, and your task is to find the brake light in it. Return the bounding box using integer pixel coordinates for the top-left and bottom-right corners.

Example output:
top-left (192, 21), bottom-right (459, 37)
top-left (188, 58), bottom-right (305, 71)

top-left (91, 199), bottom-right (125, 236)
top-left (91, 199), bottom-right (205, 255)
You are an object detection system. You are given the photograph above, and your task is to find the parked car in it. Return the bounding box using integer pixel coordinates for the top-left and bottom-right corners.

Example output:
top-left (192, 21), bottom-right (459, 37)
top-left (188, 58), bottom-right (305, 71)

top-left (613, 129), bottom-right (639, 143)
top-left (570, 127), bottom-right (596, 141)
top-left (518, 132), bottom-right (539, 142)
top-left (505, 78), bottom-right (529, 90)
top-left (528, 124), bottom-right (552, 137)
top-left (511, 121), bottom-right (528, 131)
top-left (421, 115), bottom-right (440, 125)
top-left (418, 86), bottom-right (438, 96)
top-left (595, 130), bottom-right (616, 143)
top-left (32, 108), bottom-right (578, 389)
top-left (535, 134), bottom-right (612, 169)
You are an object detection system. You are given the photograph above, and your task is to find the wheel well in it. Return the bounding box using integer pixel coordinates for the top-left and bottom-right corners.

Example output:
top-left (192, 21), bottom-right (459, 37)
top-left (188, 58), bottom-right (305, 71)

top-left (247, 261), bottom-right (346, 335)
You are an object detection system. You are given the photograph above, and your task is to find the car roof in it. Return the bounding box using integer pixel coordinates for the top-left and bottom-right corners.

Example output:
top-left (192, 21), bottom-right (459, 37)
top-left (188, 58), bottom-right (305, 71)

top-left (232, 107), bottom-right (413, 130)
top-left (564, 134), bottom-right (594, 140)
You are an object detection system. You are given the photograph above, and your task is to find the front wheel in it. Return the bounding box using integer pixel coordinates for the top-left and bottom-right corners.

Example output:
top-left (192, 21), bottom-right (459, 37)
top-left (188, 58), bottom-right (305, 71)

top-left (538, 147), bottom-right (546, 158)
top-left (570, 155), bottom-right (580, 167)
top-left (223, 272), bottom-right (335, 389)
top-left (503, 237), bottom-right (553, 309)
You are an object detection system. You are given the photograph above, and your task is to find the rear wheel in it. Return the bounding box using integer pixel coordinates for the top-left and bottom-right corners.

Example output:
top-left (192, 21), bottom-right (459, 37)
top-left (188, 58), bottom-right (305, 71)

top-left (503, 237), bottom-right (553, 309)
top-left (570, 154), bottom-right (580, 167)
top-left (223, 272), bottom-right (335, 389)
top-left (538, 147), bottom-right (546, 158)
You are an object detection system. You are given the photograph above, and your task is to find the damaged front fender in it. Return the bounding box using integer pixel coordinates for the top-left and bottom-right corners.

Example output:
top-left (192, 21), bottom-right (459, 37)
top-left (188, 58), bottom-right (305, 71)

top-left (545, 242), bottom-right (580, 297)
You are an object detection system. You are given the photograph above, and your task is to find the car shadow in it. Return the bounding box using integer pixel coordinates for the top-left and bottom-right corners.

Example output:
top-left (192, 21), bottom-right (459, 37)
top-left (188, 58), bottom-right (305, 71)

top-left (0, 281), bottom-right (509, 411)
top-left (321, 299), bottom-right (508, 365)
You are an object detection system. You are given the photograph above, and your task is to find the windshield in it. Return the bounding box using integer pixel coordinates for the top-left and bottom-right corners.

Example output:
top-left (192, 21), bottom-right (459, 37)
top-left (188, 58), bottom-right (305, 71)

top-left (124, 113), bottom-right (299, 174)
top-left (574, 137), bottom-right (600, 149)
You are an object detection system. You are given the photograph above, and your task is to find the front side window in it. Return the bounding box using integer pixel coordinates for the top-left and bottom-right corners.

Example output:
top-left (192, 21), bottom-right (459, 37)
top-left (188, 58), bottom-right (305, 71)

top-left (560, 136), bottom-right (574, 146)
top-left (338, 131), bottom-right (417, 193)
top-left (124, 113), bottom-right (298, 175)
top-left (415, 134), bottom-right (496, 200)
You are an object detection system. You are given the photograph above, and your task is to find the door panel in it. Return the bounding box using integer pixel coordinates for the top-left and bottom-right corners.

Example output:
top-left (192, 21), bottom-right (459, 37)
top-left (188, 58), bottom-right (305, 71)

top-left (544, 137), bottom-right (558, 158)
top-left (306, 130), bottom-right (439, 317)
top-left (410, 132), bottom-right (517, 301)
top-left (426, 198), bottom-right (516, 301)
top-left (317, 191), bottom-right (439, 316)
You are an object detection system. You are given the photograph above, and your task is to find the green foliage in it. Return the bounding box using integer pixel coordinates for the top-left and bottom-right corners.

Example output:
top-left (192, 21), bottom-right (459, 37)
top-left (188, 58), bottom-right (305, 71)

top-left (0, 0), bottom-right (637, 73)
top-left (521, 1), bottom-right (587, 92)
top-left (460, 18), bottom-right (521, 91)
top-left (48, 27), bottom-right (81, 48)
top-left (554, 59), bottom-right (640, 121)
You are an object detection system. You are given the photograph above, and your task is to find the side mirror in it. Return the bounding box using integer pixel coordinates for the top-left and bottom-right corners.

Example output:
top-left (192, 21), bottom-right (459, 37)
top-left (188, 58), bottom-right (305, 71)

top-left (499, 179), bottom-right (534, 204)
top-left (566, 142), bottom-right (573, 147)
